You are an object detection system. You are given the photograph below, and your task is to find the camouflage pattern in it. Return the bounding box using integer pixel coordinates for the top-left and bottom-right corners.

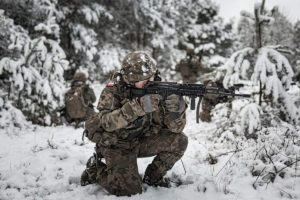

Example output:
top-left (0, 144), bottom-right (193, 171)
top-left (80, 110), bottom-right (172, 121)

top-left (65, 83), bottom-right (96, 124)
top-left (73, 72), bottom-right (87, 82)
top-left (199, 80), bottom-right (221, 122)
top-left (83, 129), bottom-right (188, 196)
top-left (121, 51), bottom-right (157, 84)
top-left (139, 94), bottom-right (161, 113)
top-left (200, 96), bottom-right (219, 122)
top-left (81, 79), bottom-right (188, 196)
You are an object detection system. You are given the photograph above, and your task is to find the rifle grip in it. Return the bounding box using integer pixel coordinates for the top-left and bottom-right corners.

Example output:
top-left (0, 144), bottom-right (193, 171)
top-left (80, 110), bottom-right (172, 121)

top-left (191, 97), bottom-right (195, 110)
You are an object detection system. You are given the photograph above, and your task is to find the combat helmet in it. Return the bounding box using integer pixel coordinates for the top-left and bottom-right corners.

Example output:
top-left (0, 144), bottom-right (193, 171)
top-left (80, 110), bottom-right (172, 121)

top-left (120, 51), bottom-right (157, 84)
top-left (73, 72), bottom-right (87, 82)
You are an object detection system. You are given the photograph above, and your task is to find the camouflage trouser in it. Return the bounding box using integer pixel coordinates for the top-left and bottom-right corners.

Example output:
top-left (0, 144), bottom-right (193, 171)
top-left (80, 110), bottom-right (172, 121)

top-left (92, 129), bottom-right (188, 196)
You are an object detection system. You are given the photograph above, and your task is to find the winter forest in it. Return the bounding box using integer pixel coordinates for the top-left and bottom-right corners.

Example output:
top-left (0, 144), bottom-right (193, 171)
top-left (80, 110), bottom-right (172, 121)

top-left (0, 0), bottom-right (300, 199)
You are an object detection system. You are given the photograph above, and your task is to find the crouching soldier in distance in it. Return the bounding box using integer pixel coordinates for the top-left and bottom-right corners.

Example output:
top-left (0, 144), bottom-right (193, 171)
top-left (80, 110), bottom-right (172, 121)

top-left (199, 79), bottom-right (232, 122)
top-left (81, 51), bottom-right (188, 196)
top-left (65, 72), bottom-right (96, 127)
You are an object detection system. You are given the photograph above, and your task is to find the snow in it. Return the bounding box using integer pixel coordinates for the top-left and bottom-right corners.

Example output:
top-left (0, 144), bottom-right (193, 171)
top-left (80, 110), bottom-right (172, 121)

top-left (240, 103), bottom-right (262, 134)
top-left (1, 83), bottom-right (299, 200)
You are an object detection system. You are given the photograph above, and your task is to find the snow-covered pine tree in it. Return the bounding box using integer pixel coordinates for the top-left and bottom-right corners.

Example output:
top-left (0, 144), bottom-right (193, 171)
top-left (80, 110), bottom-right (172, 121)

top-left (238, 7), bottom-right (294, 50)
top-left (135, 0), bottom-right (181, 80)
top-left (223, 0), bottom-right (300, 127)
top-left (177, 0), bottom-right (234, 67)
top-left (262, 8), bottom-right (294, 47)
top-left (293, 20), bottom-right (300, 81)
top-left (57, 0), bottom-right (113, 81)
top-left (0, 4), bottom-right (69, 125)
top-left (239, 103), bottom-right (262, 138)
top-left (237, 16), bottom-right (255, 49)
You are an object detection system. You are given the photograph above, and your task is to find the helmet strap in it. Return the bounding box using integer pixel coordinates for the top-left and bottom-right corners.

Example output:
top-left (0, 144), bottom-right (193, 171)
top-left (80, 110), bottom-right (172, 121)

top-left (154, 70), bottom-right (162, 81)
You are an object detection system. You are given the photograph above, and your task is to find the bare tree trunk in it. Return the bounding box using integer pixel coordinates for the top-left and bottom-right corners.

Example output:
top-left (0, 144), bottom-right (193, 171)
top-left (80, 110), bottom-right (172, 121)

top-left (143, 32), bottom-right (147, 48)
top-left (254, 0), bottom-right (265, 106)
top-left (136, 22), bottom-right (141, 49)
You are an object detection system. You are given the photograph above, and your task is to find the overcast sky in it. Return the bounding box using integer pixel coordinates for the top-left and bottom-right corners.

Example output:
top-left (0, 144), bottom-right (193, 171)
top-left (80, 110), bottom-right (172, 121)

top-left (213, 0), bottom-right (300, 24)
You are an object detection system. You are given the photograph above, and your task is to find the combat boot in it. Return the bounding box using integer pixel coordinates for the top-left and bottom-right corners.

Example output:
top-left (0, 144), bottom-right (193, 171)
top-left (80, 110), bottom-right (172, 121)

top-left (81, 153), bottom-right (105, 186)
top-left (143, 175), bottom-right (171, 188)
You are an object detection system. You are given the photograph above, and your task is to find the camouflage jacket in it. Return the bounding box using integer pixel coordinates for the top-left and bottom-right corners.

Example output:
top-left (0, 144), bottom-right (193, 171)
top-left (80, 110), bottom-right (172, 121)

top-left (83, 86), bottom-right (96, 106)
top-left (71, 83), bottom-right (96, 106)
top-left (96, 82), bottom-right (186, 148)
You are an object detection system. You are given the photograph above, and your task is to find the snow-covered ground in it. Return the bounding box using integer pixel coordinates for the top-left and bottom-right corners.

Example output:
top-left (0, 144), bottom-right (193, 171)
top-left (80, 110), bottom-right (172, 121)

top-left (0, 83), bottom-right (299, 200)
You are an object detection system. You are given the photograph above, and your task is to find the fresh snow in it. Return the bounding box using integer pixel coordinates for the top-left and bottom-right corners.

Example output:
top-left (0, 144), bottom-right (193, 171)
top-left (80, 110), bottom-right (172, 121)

top-left (1, 83), bottom-right (299, 200)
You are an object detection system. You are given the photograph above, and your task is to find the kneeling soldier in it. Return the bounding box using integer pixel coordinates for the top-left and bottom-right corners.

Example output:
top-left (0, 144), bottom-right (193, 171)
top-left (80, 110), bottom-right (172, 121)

top-left (81, 51), bottom-right (188, 196)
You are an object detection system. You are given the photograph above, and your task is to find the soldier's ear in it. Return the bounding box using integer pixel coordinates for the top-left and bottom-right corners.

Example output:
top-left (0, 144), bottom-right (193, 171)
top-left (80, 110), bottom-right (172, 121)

top-left (110, 71), bottom-right (123, 82)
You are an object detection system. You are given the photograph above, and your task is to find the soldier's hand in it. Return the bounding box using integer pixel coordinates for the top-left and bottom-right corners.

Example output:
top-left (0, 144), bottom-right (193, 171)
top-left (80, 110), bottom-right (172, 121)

top-left (139, 94), bottom-right (161, 113)
top-left (165, 94), bottom-right (186, 113)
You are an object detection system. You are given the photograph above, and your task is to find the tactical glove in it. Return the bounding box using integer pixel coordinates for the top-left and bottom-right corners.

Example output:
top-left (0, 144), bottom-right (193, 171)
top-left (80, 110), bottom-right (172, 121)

top-left (165, 94), bottom-right (186, 113)
top-left (139, 94), bottom-right (161, 113)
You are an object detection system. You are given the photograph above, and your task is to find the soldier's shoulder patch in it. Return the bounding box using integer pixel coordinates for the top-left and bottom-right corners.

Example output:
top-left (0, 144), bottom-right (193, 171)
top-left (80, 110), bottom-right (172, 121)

top-left (106, 82), bottom-right (115, 87)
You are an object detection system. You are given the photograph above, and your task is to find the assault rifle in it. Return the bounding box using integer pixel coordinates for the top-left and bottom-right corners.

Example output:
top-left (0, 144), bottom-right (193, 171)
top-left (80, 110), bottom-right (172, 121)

top-left (123, 81), bottom-right (251, 123)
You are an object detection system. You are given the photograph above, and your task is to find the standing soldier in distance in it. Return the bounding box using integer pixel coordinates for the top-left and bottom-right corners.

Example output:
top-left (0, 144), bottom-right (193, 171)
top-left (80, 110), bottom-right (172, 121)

top-left (175, 48), bottom-right (200, 83)
top-left (176, 48), bottom-right (213, 83)
top-left (81, 51), bottom-right (188, 196)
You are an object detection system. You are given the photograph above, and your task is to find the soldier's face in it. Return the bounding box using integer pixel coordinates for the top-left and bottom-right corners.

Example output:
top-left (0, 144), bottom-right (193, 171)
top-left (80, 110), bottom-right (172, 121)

top-left (134, 76), bottom-right (154, 88)
top-left (134, 79), bottom-right (149, 88)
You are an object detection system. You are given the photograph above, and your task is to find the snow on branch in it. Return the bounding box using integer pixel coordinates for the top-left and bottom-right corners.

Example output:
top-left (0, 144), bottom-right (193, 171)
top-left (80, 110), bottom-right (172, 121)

top-left (223, 47), bottom-right (254, 88)
top-left (252, 46), bottom-right (294, 88)
top-left (35, 16), bottom-right (60, 39)
top-left (254, 2), bottom-right (275, 25)
top-left (240, 103), bottom-right (262, 135)
top-left (96, 46), bottom-right (123, 75)
top-left (79, 3), bottom-right (113, 24)
top-left (70, 24), bottom-right (98, 61)
top-left (240, 10), bottom-right (255, 20)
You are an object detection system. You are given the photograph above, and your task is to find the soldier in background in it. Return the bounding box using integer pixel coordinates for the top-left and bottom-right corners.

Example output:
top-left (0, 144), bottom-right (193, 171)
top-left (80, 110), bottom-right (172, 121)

top-left (175, 48), bottom-right (212, 83)
top-left (199, 80), bottom-right (220, 122)
top-left (80, 51), bottom-right (188, 196)
top-left (199, 79), bottom-right (232, 122)
top-left (64, 72), bottom-right (96, 127)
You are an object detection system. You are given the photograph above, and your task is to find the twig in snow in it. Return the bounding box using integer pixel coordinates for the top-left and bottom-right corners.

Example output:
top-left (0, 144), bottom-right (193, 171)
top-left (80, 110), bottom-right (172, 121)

top-left (47, 133), bottom-right (58, 149)
top-left (264, 146), bottom-right (278, 173)
top-left (180, 159), bottom-right (187, 175)
top-left (277, 159), bottom-right (300, 174)
top-left (252, 166), bottom-right (266, 189)
top-left (215, 152), bottom-right (236, 177)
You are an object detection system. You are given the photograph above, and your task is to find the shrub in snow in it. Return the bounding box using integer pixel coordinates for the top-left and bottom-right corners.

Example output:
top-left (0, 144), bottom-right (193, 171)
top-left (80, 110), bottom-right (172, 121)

top-left (0, 95), bottom-right (31, 131)
top-left (239, 103), bottom-right (262, 139)
top-left (206, 100), bottom-right (300, 193)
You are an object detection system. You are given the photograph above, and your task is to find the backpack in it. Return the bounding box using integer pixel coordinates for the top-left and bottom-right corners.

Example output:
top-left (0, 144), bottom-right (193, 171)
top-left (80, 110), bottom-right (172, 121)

top-left (65, 86), bottom-right (88, 119)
